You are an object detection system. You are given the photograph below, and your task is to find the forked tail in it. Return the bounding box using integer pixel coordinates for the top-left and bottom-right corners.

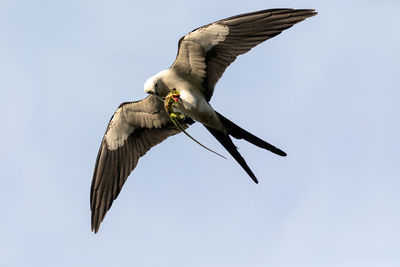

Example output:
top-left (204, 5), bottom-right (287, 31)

top-left (216, 112), bottom-right (286, 157)
top-left (204, 112), bottom-right (287, 183)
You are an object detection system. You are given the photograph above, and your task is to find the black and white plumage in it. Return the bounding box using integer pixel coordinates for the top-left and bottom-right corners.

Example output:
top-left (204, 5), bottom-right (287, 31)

top-left (91, 8), bottom-right (317, 233)
top-left (90, 95), bottom-right (193, 233)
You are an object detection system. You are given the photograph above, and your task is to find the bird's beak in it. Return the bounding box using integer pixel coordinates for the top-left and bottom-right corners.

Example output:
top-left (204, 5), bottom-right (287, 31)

top-left (145, 87), bottom-right (154, 95)
top-left (145, 88), bottom-right (161, 99)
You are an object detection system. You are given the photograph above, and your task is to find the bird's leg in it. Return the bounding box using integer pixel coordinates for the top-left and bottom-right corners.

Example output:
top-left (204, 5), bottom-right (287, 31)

top-left (164, 89), bottom-right (226, 159)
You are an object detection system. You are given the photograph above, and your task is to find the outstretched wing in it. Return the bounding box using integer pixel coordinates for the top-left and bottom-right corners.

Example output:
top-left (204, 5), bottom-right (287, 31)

top-left (90, 95), bottom-right (192, 233)
top-left (171, 8), bottom-right (317, 101)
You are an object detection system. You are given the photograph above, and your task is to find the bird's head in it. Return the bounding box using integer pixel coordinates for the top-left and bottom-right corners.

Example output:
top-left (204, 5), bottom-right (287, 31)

top-left (144, 70), bottom-right (169, 98)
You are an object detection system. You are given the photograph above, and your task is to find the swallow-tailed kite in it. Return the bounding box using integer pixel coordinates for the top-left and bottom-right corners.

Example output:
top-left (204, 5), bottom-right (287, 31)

top-left (91, 8), bottom-right (317, 233)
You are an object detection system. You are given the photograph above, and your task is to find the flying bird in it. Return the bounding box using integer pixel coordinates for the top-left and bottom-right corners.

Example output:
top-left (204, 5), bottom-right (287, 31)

top-left (91, 8), bottom-right (317, 233)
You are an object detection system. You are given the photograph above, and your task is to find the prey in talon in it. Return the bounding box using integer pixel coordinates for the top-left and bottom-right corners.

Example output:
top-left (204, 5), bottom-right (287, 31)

top-left (164, 89), bottom-right (185, 121)
top-left (164, 89), bottom-right (226, 158)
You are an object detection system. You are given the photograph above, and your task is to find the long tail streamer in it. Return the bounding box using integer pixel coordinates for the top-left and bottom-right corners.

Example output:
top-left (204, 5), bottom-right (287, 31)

top-left (169, 115), bottom-right (226, 159)
top-left (165, 89), bottom-right (226, 159)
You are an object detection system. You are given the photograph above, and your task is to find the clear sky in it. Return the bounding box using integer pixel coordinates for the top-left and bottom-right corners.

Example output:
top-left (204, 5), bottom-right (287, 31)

top-left (1, 0), bottom-right (399, 266)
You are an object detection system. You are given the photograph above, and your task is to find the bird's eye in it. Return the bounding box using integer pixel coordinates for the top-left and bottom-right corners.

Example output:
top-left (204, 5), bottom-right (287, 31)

top-left (154, 83), bottom-right (158, 88)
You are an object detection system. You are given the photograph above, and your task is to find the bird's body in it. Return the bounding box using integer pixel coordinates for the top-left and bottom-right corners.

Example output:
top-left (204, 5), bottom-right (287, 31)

top-left (91, 8), bottom-right (317, 233)
top-left (145, 69), bottom-right (226, 132)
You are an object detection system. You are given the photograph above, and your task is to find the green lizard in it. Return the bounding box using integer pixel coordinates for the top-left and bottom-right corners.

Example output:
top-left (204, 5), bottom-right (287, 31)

top-left (164, 89), bottom-right (226, 159)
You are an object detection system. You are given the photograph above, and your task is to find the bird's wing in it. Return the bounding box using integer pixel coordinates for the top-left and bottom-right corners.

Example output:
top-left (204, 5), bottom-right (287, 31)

top-left (170, 8), bottom-right (317, 101)
top-left (90, 95), bottom-right (192, 233)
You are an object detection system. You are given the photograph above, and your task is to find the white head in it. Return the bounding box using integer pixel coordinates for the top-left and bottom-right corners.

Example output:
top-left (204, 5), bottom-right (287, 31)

top-left (143, 70), bottom-right (169, 97)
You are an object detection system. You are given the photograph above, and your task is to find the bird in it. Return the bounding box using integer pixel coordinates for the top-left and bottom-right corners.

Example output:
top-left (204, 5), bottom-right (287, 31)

top-left (90, 8), bottom-right (317, 233)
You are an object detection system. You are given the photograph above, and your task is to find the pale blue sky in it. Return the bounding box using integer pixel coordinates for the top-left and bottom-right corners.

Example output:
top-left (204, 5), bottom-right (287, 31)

top-left (1, 1), bottom-right (399, 266)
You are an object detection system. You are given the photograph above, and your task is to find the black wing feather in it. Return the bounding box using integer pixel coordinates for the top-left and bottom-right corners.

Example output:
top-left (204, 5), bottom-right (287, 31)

top-left (203, 9), bottom-right (317, 100)
top-left (90, 96), bottom-right (193, 233)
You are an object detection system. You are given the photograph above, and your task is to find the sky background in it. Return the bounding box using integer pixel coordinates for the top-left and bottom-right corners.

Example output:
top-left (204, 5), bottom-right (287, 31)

top-left (1, 0), bottom-right (399, 266)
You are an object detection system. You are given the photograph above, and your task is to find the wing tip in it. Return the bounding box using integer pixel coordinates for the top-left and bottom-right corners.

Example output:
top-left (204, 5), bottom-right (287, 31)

top-left (308, 9), bottom-right (318, 17)
top-left (91, 211), bottom-right (100, 234)
top-left (91, 225), bottom-right (99, 234)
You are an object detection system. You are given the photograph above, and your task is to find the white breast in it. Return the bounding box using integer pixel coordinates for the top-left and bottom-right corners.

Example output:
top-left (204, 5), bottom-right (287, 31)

top-left (178, 87), bottom-right (226, 132)
top-left (162, 69), bottom-right (227, 132)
